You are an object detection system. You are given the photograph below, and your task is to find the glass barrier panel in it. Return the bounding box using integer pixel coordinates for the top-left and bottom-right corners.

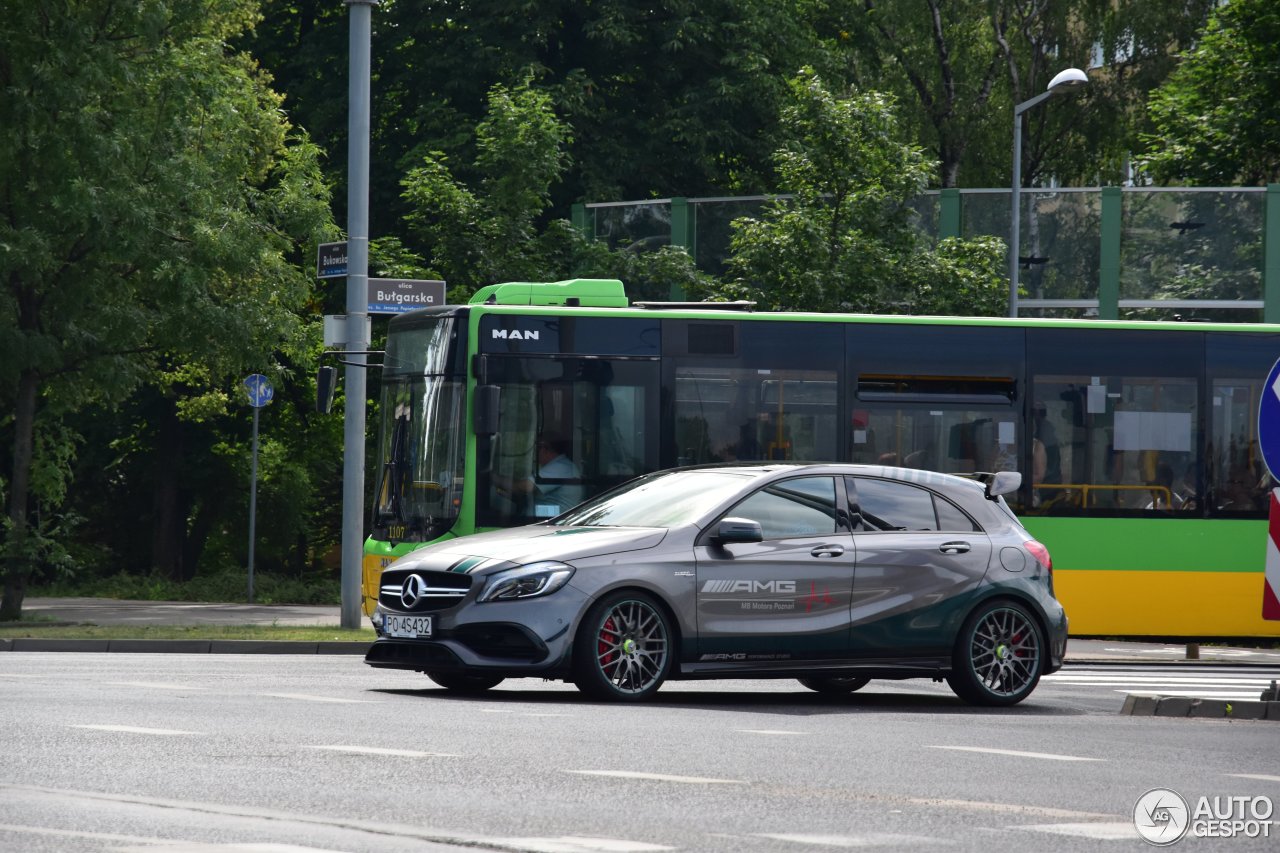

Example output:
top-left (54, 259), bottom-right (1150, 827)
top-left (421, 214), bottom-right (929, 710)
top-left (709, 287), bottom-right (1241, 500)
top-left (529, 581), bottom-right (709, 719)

top-left (910, 192), bottom-right (939, 243)
top-left (691, 198), bottom-right (768, 276)
top-left (1019, 190), bottom-right (1101, 302)
top-left (1120, 189), bottom-right (1264, 309)
top-left (959, 190), bottom-right (1009, 241)
top-left (590, 202), bottom-right (672, 253)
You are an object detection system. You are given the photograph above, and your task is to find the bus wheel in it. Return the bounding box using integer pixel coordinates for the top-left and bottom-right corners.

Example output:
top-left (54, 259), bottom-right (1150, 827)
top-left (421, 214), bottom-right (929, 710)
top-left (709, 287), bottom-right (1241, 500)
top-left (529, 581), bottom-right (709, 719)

top-left (426, 672), bottom-right (504, 694)
top-left (798, 676), bottom-right (870, 695)
top-left (946, 600), bottom-right (1043, 706)
top-left (572, 591), bottom-right (673, 701)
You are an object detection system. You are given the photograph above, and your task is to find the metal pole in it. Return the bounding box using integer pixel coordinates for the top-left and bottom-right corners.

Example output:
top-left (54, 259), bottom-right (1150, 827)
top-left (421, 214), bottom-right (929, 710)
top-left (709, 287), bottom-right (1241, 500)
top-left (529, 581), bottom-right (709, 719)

top-left (1008, 111), bottom-right (1022, 319)
top-left (248, 405), bottom-right (259, 604)
top-left (342, 0), bottom-right (376, 629)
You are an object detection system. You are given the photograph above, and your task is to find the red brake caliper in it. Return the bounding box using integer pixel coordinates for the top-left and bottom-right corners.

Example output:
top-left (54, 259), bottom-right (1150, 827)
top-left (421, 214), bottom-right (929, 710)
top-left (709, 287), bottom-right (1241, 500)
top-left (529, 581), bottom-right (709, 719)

top-left (1011, 631), bottom-right (1023, 657)
top-left (599, 616), bottom-right (618, 668)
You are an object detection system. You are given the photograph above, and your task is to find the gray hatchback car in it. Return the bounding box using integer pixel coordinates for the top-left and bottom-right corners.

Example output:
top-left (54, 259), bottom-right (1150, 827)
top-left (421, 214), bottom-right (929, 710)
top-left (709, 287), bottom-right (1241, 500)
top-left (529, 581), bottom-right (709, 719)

top-left (366, 464), bottom-right (1068, 706)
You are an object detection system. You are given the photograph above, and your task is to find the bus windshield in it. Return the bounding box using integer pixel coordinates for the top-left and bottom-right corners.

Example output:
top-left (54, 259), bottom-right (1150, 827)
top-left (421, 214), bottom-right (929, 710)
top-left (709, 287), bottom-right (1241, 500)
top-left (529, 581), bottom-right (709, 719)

top-left (374, 315), bottom-right (466, 541)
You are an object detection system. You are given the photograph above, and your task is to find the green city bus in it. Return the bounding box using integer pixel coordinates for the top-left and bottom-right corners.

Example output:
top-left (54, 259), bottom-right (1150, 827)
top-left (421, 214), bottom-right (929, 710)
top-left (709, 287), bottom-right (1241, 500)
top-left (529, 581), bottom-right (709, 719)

top-left (360, 278), bottom-right (1280, 637)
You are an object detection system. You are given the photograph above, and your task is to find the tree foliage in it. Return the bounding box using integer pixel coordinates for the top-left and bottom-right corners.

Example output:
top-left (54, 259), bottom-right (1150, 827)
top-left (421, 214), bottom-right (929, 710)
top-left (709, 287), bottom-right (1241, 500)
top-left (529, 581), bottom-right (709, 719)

top-left (716, 71), bottom-right (1005, 315)
top-left (1141, 0), bottom-right (1280, 184)
top-left (0, 0), bottom-right (333, 619)
top-left (830, 0), bottom-right (1215, 188)
top-left (398, 80), bottom-right (709, 302)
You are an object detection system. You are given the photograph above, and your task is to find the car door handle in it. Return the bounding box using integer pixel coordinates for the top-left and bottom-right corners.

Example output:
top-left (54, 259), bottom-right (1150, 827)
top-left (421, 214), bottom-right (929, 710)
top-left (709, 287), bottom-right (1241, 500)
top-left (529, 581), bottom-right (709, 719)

top-left (939, 541), bottom-right (971, 555)
top-left (811, 545), bottom-right (845, 558)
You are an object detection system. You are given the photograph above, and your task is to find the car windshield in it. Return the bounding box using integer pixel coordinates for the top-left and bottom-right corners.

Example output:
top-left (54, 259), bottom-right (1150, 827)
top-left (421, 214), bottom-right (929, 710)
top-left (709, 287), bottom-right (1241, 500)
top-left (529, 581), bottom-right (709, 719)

top-left (554, 470), bottom-right (755, 529)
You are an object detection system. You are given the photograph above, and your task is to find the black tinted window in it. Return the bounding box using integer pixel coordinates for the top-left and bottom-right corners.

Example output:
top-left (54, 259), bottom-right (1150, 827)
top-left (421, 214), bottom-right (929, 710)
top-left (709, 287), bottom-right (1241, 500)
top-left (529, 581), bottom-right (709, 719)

top-left (934, 496), bottom-right (979, 532)
top-left (851, 478), bottom-right (937, 531)
top-left (729, 476), bottom-right (838, 539)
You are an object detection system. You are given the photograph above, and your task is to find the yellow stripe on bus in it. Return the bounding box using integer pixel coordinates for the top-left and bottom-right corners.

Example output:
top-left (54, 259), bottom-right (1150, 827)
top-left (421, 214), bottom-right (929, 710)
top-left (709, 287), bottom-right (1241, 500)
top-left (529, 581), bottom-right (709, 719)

top-left (1056, 570), bottom-right (1280, 637)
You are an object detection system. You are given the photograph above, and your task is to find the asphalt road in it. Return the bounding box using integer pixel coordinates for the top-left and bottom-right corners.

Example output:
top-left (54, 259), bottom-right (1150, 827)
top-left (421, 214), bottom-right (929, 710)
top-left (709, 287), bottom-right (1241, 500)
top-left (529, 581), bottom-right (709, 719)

top-left (1, 654), bottom-right (1277, 852)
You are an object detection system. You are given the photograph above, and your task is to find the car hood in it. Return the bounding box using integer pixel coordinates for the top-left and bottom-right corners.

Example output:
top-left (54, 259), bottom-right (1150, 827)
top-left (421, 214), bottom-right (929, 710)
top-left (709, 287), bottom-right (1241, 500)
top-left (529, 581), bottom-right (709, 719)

top-left (389, 525), bottom-right (668, 575)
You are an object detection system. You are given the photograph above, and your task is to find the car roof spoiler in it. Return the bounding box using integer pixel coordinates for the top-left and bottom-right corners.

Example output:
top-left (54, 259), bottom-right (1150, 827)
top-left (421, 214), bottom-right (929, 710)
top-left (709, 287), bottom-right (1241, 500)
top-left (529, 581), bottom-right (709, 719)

top-left (972, 471), bottom-right (1022, 500)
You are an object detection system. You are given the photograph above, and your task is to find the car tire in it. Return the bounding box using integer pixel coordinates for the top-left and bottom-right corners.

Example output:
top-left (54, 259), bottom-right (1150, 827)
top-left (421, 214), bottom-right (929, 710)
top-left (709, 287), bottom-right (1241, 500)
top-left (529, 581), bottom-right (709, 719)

top-left (426, 672), bottom-right (504, 694)
top-left (946, 599), bottom-right (1044, 707)
top-left (797, 676), bottom-right (871, 695)
top-left (572, 590), bottom-right (674, 702)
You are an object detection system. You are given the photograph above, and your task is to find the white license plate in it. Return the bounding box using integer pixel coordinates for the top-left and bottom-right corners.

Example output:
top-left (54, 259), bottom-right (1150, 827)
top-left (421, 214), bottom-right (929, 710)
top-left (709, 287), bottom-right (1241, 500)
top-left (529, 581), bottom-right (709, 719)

top-left (385, 613), bottom-right (433, 639)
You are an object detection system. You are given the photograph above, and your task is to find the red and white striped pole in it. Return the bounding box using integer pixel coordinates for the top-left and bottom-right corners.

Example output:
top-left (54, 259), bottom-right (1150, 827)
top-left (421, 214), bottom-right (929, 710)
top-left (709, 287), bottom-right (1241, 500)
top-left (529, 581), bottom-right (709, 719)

top-left (1265, 488), bottom-right (1280, 620)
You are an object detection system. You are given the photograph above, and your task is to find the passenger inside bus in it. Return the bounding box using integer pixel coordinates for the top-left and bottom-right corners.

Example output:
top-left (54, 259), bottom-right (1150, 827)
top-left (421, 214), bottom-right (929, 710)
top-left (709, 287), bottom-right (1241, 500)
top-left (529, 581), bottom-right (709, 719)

top-left (495, 433), bottom-right (584, 516)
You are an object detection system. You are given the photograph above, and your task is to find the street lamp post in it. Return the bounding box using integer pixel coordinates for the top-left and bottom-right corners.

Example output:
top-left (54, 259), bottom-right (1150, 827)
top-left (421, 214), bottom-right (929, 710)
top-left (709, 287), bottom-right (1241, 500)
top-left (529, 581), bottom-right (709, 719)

top-left (1008, 67), bottom-right (1089, 318)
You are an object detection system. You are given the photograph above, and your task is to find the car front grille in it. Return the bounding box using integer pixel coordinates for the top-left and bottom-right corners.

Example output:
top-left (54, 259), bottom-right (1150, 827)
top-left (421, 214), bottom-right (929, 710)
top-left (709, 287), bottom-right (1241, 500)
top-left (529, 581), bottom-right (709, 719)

top-left (379, 570), bottom-right (472, 612)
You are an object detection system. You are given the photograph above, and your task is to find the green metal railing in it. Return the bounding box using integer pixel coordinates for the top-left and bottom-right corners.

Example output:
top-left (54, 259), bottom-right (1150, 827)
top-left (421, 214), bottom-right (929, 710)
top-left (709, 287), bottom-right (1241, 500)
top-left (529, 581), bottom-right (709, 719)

top-left (573, 185), bottom-right (1280, 322)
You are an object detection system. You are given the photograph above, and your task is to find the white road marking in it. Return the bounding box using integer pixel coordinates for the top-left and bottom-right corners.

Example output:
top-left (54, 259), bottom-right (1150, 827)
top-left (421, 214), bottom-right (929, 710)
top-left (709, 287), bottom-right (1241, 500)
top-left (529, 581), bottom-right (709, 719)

top-left (258, 692), bottom-right (373, 704)
top-left (566, 770), bottom-right (747, 785)
top-left (927, 745), bottom-right (1102, 762)
top-left (1228, 773), bottom-right (1280, 784)
top-left (1011, 822), bottom-right (1136, 839)
top-left (908, 799), bottom-right (1117, 819)
top-left (491, 837), bottom-right (673, 852)
top-left (114, 844), bottom-right (347, 852)
top-left (755, 832), bottom-right (947, 846)
top-left (1047, 674), bottom-right (1274, 684)
top-left (106, 681), bottom-right (209, 691)
top-left (736, 729), bottom-right (805, 736)
top-left (1114, 690), bottom-right (1267, 700)
top-left (304, 744), bottom-right (457, 758)
top-left (69, 724), bottom-right (200, 736)
top-left (0, 822), bottom-right (168, 845)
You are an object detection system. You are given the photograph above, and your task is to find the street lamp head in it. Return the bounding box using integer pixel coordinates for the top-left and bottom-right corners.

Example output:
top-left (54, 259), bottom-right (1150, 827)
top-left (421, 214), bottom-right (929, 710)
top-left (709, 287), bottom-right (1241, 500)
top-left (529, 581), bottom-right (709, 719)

top-left (1046, 67), bottom-right (1088, 94)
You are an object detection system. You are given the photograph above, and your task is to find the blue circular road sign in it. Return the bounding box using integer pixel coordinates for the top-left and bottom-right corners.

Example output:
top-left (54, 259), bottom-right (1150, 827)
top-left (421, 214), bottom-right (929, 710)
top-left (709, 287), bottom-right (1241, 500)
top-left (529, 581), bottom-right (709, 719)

top-left (243, 374), bottom-right (274, 408)
top-left (1258, 357), bottom-right (1280, 480)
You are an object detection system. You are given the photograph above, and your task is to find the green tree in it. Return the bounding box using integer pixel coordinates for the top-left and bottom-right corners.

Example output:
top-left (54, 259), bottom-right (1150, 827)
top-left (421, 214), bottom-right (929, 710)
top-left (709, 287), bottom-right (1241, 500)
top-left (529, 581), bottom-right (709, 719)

top-left (247, 0), bottom-right (830, 227)
top-left (398, 80), bottom-right (709, 302)
top-left (1141, 0), bottom-right (1280, 184)
top-left (716, 71), bottom-right (1006, 315)
top-left (833, 0), bottom-right (1215, 188)
top-left (0, 1), bottom-right (332, 619)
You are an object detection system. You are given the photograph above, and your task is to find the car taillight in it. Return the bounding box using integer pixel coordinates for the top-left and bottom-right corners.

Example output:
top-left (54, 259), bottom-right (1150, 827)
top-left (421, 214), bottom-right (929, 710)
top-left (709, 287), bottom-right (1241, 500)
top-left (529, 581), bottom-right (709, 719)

top-left (1025, 540), bottom-right (1052, 574)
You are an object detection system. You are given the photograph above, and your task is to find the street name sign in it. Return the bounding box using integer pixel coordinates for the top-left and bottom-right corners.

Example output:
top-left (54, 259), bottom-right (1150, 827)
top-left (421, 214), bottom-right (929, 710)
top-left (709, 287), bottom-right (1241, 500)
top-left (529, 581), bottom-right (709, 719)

top-left (317, 241), bottom-right (348, 278)
top-left (368, 278), bottom-right (446, 314)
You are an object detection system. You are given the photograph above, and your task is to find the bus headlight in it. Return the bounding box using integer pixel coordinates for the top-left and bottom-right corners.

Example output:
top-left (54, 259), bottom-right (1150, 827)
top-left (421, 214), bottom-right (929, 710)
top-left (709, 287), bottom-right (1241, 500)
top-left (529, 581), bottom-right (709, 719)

top-left (478, 562), bottom-right (575, 602)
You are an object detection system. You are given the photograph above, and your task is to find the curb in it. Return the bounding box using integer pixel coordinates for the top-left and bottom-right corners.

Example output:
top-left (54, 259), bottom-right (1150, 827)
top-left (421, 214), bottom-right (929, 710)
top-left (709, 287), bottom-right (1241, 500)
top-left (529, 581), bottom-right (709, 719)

top-left (1120, 693), bottom-right (1280, 721)
top-left (0, 639), bottom-right (370, 655)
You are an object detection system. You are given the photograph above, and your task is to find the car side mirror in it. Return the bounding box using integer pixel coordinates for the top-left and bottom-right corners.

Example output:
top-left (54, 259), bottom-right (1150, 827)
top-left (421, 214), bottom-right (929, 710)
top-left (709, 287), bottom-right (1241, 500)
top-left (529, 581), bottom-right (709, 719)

top-left (316, 365), bottom-right (337, 414)
top-left (715, 517), bottom-right (763, 544)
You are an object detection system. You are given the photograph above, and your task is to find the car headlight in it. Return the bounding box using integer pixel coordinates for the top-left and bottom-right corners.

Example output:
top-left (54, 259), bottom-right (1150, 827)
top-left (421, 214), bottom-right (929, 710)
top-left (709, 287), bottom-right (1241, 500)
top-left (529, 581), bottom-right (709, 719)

top-left (478, 561), bottom-right (575, 602)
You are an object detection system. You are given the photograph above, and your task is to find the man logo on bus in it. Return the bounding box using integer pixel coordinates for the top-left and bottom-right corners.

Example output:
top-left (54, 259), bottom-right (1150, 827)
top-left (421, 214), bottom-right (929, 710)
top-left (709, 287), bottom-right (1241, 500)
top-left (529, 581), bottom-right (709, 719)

top-left (492, 329), bottom-right (539, 341)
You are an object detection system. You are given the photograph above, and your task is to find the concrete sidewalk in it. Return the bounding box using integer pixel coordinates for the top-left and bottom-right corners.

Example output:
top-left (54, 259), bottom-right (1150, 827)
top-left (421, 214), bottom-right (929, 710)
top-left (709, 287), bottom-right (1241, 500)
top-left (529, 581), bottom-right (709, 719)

top-left (20, 596), bottom-right (343, 627)
top-left (3, 597), bottom-right (1280, 663)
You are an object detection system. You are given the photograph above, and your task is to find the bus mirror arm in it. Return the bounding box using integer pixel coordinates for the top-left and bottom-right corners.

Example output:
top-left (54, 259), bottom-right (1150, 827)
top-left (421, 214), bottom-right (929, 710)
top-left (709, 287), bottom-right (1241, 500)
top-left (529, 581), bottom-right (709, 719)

top-left (474, 384), bottom-right (501, 435)
top-left (315, 350), bottom-right (385, 414)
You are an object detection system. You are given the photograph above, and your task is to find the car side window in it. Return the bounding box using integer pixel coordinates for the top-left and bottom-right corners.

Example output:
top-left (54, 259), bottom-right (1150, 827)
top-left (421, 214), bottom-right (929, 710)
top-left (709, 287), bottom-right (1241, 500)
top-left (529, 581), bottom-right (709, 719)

top-left (934, 494), bottom-right (980, 532)
top-left (848, 478), bottom-right (938, 532)
top-left (728, 476), bottom-right (838, 539)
